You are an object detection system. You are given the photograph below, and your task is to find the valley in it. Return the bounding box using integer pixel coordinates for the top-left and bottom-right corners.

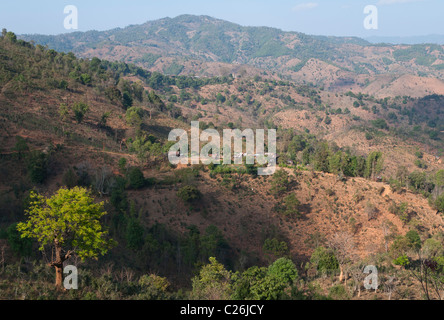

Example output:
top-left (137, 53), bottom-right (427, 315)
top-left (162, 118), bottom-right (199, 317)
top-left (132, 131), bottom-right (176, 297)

top-left (0, 15), bottom-right (443, 300)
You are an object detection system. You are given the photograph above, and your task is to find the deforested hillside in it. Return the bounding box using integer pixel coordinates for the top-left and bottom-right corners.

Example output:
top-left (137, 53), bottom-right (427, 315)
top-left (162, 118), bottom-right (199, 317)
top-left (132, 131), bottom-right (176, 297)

top-left (0, 31), bottom-right (443, 301)
top-left (20, 15), bottom-right (444, 93)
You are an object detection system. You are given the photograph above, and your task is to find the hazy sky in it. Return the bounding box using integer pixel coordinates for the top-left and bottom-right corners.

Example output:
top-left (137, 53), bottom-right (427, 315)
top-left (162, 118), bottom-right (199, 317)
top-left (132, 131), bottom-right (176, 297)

top-left (1, 0), bottom-right (443, 37)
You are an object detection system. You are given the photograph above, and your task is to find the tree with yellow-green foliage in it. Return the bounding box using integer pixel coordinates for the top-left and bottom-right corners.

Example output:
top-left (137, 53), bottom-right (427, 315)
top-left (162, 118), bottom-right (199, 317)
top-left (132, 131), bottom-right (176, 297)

top-left (190, 257), bottom-right (232, 300)
top-left (17, 187), bottom-right (116, 290)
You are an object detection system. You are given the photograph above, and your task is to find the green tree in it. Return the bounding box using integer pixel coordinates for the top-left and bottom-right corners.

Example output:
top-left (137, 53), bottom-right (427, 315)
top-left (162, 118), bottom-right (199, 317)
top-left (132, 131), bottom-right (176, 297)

top-left (126, 217), bottom-right (145, 250)
top-left (17, 187), bottom-right (115, 289)
top-left (270, 169), bottom-right (290, 197)
top-left (232, 266), bottom-right (267, 300)
top-left (245, 258), bottom-right (298, 300)
top-left (105, 87), bottom-right (122, 103)
top-left (200, 225), bottom-right (229, 262)
top-left (393, 254), bottom-right (410, 267)
top-left (365, 151), bottom-right (384, 180)
top-left (80, 73), bottom-right (92, 86)
top-left (72, 102), bottom-right (89, 124)
top-left (216, 93), bottom-right (226, 104)
top-left (125, 106), bottom-right (144, 129)
top-left (129, 135), bottom-right (157, 165)
top-left (309, 246), bottom-right (339, 275)
top-left (288, 135), bottom-right (306, 158)
top-left (122, 91), bottom-right (133, 109)
top-left (372, 119), bottom-right (389, 130)
top-left (313, 142), bottom-right (330, 172)
top-left (390, 236), bottom-right (412, 263)
top-left (324, 116), bottom-right (332, 125)
top-left (5, 31), bottom-right (17, 43)
top-left (263, 238), bottom-right (289, 261)
top-left (138, 274), bottom-right (171, 300)
top-left (409, 171), bottom-right (427, 191)
top-left (390, 231), bottom-right (422, 265)
top-left (405, 230), bottom-right (422, 251)
top-left (191, 257), bottom-right (232, 300)
top-left (26, 150), bottom-right (48, 184)
top-left (177, 185), bottom-right (201, 203)
top-left (58, 103), bottom-right (70, 123)
top-left (118, 157), bottom-right (128, 173)
top-left (282, 193), bottom-right (301, 218)
top-left (267, 257), bottom-right (298, 285)
top-left (128, 167), bottom-right (145, 189)
top-left (110, 176), bottom-right (128, 213)
top-left (429, 131), bottom-right (439, 140)
top-left (99, 111), bottom-right (111, 127)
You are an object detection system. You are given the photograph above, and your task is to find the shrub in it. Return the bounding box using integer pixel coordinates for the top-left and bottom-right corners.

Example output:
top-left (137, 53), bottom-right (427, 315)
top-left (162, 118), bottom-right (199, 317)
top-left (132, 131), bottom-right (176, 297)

top-left (125, 107), bottom-right (144, 128)
top-left (324, 116), bottom-right (332, 125)
top-left (72, 102), bottom-right (89, 123)
top-left (415, 151), bottom-right (424, 159)
top-left (118, 158), bottom-right (127, 173)
top-left (388, 201), bottom-right (409, 224)
top-left (138, 274), bottom-right (171, 300)
top-left (328, 284), bottom-right (350, 300)
top-left (177, 185), bottom-right (201, 203)
top-left (371, 119), bottom-right (388, 130)
top-left (263, 238), bottom-right (289, 259)
top-left (393, 254), bottom-right (410, 267)
top-left (190, 257), bottom-right (232, 300)
top-left (128, 167), bottom-right (145, 189)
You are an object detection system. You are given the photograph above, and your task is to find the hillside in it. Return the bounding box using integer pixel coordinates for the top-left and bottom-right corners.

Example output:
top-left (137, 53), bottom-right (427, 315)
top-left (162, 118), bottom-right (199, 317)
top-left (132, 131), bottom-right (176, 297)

top-left (21, 15), bottom-right (444, 94)
top-left (0, 30), bottom-right (443, 300)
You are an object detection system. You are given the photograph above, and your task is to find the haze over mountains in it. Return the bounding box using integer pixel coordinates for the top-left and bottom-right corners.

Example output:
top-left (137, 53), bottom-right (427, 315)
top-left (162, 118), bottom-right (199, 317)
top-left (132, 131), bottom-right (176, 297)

top-left (365, 35), bottom-right (444, 46)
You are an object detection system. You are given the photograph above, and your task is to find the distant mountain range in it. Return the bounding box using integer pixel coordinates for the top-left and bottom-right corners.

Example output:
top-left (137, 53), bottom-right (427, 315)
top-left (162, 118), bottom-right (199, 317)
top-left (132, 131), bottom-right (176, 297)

top-left (19, 15), bottom-right (444, 87)
top-left (19, 15), bottom-right (369, 61)
top-left (365, 35), bottom-right (444, 45)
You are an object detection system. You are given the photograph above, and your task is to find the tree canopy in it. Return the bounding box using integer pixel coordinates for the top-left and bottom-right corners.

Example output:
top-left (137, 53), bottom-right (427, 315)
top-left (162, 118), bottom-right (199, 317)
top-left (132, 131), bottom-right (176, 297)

top-left (18, 187), bottom-right (115, 260)
top-left (17, 187), bottom-right (116, 288)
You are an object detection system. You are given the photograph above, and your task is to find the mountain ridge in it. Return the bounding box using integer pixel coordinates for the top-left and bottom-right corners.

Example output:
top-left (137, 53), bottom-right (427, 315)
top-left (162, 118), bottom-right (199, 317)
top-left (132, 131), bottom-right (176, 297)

top-left (366, 34), bottom-right (444, 45)
top-left (18, 14), bottom-right (444, 94)
top-left (1, 26), bottom-right (444, 301)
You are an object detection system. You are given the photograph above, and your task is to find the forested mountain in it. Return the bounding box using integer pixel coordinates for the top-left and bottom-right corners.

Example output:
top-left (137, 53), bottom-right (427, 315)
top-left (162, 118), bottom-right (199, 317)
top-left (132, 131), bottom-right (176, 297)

top-left (21, 15), bottom-right (444, 93)
top-left (21, 15), bottom-right (369, 63)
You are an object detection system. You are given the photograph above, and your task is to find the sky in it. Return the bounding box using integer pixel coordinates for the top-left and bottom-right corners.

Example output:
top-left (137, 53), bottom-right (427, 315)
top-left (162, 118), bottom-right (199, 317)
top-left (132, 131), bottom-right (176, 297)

top-left (1, 0), bottom-right (443, 38)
